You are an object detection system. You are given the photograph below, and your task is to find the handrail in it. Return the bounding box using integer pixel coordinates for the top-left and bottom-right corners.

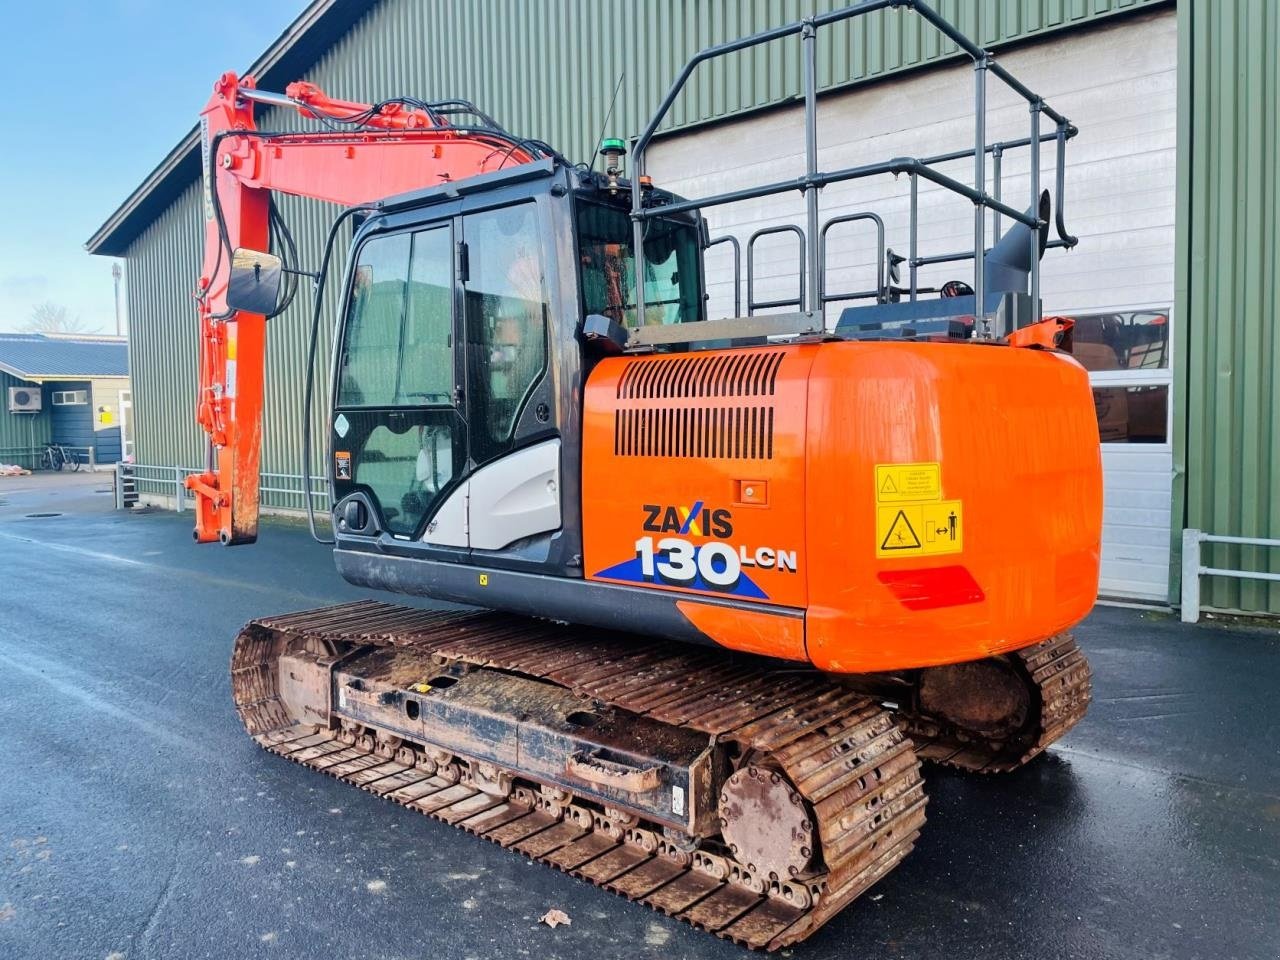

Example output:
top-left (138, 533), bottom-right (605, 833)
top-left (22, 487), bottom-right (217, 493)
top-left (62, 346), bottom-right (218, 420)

top-left (705, 235), bottom-right (742, 317)
top-left (119, 461), bottom-right (328, 514)
top-left (1181, 529), bottom-right (1280, 623)
top-left (747, 226), bottom-right (805, 315)
top-left (630, 0), bottom-right (1078, 335)
top-left (820, 212), bottom-right (886, 306)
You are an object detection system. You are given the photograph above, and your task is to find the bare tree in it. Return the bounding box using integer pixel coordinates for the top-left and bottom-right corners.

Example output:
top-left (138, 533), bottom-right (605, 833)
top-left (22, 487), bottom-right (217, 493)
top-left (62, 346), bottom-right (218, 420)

top-left (23, 302), bottom-right (89, 335)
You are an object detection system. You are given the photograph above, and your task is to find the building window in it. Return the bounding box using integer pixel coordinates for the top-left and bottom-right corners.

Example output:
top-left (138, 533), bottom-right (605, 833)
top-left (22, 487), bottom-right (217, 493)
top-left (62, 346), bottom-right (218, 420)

top-left (1091, 385), bottom-right (1169, 443)
top-left (1069, 311), bottom-right (1169, 372)
top-left (1062, 309), bottom-right (1172, 445)
top-left (51, 390), bottom-right (89, 405)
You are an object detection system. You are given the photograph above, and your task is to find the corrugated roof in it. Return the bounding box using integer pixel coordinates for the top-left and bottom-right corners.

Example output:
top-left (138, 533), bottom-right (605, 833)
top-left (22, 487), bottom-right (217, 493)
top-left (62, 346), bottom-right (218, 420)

top-left (0, 334), bottom-right (129, 380)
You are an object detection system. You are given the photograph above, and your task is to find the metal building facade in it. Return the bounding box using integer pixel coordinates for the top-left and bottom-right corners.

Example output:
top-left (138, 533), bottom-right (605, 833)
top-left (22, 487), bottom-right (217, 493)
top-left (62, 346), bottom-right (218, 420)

top-left (1172, 0), bottom-right (1280, 612)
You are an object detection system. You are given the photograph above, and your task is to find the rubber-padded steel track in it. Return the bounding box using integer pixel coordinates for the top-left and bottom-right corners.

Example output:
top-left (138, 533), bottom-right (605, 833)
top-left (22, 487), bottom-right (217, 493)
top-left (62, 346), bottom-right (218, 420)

top-left (902, 633), bottom-right (1092, 773)
top-left (231, 601), bottom-right (927, 950)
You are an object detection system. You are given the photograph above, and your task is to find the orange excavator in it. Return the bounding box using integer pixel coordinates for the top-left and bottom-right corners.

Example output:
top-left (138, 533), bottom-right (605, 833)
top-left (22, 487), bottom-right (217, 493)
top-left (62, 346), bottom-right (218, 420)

top-left (193, 1), bottom-right (1098, 948)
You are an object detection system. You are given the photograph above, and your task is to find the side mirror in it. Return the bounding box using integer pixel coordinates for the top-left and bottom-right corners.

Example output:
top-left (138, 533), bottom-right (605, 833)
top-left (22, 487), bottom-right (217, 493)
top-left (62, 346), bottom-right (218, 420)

top-left (582, 313), bottom-right (628, 355)
top-left (226, 248), bottom-right (283, 316)
top-left (885, 248), bottom-right (905, 285)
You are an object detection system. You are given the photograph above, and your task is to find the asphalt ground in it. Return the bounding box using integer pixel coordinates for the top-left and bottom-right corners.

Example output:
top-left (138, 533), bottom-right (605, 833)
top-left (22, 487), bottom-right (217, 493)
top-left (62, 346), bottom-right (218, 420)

top-left (1, 471), bottom-right (1277, 960)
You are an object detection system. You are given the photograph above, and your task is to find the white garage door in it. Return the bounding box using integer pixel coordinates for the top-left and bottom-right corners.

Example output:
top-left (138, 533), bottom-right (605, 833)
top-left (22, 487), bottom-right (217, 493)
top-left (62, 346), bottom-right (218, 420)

top-left (645, 9), bottom-right (1177, 602)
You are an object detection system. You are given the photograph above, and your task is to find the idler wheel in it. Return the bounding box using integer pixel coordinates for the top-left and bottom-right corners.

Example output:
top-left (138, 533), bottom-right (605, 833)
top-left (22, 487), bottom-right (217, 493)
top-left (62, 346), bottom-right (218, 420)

top-left (917, 658), bottom-right (1031, 738)
top-left (719, 765), bottom-right (815, 879)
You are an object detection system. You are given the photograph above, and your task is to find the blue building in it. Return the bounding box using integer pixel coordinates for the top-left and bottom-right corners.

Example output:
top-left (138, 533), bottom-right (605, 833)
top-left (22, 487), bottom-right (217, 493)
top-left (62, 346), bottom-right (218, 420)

top-left (0, 333), bottom-right (130, 468)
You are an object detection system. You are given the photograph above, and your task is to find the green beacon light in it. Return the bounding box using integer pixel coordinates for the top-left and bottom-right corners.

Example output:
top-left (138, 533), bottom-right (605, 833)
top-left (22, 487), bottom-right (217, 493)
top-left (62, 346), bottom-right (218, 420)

top-left (599, 137), bottom-right (627, 193)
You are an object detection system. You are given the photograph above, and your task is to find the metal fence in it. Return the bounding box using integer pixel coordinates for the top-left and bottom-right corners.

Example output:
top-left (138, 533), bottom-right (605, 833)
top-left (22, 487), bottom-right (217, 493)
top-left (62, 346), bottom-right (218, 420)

top-left (1180, 529), bottom-right (1280, 623)
top-left (0, 444), bottom-right (100, 471)
top-left (115, 462), bottom-right (329, 514)
top-left (0, 446), bottom-right (41, 469)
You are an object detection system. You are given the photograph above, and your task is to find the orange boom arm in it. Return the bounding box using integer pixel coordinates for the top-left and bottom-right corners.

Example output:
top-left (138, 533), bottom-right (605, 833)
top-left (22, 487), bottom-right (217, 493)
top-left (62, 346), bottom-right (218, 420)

top-left (188, 72), bottom-right (535, 544)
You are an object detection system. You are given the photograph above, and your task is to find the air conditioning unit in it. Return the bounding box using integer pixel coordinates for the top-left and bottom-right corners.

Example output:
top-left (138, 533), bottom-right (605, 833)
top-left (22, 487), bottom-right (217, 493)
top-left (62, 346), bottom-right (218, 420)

top-left (8, 386), bottom-right (42, 413)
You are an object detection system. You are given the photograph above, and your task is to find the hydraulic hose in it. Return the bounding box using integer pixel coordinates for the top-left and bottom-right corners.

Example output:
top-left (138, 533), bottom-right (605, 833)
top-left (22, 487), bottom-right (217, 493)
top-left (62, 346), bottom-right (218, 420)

top-left (301, 205), bottom-right (376, 544)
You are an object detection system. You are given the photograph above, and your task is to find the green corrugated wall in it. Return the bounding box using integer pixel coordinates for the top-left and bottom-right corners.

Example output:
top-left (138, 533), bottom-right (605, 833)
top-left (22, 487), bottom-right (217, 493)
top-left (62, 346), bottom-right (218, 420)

top-left (0, 371), bottom-right (52, 469)
top-left (1172, 0), bottom-right (1280, 613)
top-left (124, 182), bottom-right (206, 493)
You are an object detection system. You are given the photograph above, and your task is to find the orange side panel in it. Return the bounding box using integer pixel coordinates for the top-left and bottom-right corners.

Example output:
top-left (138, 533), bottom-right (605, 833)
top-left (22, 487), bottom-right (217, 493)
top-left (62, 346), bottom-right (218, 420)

top-left (675, 601), bottom-right (806, 662)
top-left (804, 342), bottom-right (1101, 673)
top-left (581, 338), bottom-right (1101, 674)
top-left (582, 346), bottom-right (814, 636)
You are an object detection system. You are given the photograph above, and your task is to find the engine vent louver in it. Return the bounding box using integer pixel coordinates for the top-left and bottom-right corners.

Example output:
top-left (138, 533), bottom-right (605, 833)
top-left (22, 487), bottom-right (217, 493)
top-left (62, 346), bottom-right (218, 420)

top-left (617, 350), bottom-right (784, 400)
top-left (614, 405), bottom-right (775, 460)
top-left (612, 349), bottom-right (784, 460)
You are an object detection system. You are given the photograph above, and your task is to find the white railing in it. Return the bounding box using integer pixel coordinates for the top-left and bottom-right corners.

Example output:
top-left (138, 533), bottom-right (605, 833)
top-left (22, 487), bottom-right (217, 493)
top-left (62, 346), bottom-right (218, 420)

top-left (114, 462), bottom-right (329, 513)
top-left (62, 445), bottom-right (97, 470)
top-left (0, 445), bottom-right (99, 470)
top-left (1181, 529), bottom-right (1280, 623)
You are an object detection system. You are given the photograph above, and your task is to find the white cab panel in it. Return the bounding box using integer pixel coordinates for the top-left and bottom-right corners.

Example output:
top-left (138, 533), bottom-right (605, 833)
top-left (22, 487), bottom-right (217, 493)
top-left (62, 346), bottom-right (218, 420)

top-left (468, 439), bottom-right (562, 551)
top-left (421, 483), bottom-right (468, 547)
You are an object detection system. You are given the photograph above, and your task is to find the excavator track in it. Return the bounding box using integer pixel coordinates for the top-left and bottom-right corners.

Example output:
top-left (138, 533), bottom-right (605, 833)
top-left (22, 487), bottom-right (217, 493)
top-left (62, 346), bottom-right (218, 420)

top-left (231, 600), bottom-right (928, 950)
top-left (895, 633), bottom-right (1093, 773)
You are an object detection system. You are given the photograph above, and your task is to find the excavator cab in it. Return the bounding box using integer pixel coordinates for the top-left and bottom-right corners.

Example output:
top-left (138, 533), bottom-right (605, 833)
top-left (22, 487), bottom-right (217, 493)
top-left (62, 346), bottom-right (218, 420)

top-left (317, 165), bottom-right (707, 581)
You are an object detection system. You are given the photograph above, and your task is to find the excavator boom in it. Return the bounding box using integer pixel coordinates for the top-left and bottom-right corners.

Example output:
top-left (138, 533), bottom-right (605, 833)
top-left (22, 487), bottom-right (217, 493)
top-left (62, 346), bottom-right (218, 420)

top-left (188, 71), bottom-right (538, 544)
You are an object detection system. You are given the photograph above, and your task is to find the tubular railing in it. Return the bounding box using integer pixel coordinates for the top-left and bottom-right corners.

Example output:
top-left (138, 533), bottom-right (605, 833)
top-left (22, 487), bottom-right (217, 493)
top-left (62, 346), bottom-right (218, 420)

top-left (2, 444), bottom-right (100, 471)
top-left (630, 0), bottom-right (1078, 331)
top-left (705, 235), bottom-right (742, 317)
top-left (1180, 529), bottom-right (1280, 623)
top-left (116, 462), bottom-right (329, 513)
top-left (62, 445), bottom-right (97, 470)
top-left (747, 226), bottom-right (806, 315)
top-left (0, 446), bottom-right (42, 470)
top-left (819, 212), bottom-right (886, 307)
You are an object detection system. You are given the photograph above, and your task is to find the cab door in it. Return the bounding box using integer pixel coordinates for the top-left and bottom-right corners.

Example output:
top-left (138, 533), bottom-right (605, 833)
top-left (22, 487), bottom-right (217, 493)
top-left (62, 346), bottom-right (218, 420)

top-left (332, 199), bottom-right (563, 556)
top-left (458, 201), bottom-right (562, 552)
top-left (331, 221), bottom-right (466, 544)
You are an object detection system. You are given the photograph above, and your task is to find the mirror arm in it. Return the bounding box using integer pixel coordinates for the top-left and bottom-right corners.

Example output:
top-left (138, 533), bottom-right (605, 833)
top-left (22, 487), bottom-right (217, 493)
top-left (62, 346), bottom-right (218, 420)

top-left (282, 266), bottom-right (322, 283)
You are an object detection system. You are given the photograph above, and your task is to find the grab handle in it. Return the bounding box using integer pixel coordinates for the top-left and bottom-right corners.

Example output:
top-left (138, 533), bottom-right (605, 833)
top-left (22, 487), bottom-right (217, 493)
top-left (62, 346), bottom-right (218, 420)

top-left (565, 752), bottom-right (660, 793)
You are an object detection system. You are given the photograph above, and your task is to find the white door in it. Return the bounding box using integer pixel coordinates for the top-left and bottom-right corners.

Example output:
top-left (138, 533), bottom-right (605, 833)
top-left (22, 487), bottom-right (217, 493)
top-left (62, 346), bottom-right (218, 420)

top-left (119, 390), bottom-right (134, 461)
top-left (1070, 308), bottom-right (1174, 601)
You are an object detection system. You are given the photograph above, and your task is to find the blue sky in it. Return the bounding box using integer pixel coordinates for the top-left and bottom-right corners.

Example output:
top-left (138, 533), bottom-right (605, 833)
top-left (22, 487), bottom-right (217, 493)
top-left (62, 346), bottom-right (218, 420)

top-left (0, 1), bottom-right (302, 334)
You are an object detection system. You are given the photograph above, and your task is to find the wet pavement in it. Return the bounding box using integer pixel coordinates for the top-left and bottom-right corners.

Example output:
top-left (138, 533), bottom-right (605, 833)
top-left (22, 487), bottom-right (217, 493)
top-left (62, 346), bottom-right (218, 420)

top-left (0, 483), bottom-right (1277, 960)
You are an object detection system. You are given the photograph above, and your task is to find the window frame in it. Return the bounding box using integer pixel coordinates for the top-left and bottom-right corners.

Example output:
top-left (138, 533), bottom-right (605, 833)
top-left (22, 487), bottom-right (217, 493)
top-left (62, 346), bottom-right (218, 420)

top-left (51, 389), bottom-right (88, 406)
top-left (460, 199), bottom-right (553, 466)
top-left (572, 196), bottom-right (707, 329)
top-left (335, 223), bottom-right (457, 412)
top-left (1060, 303), bottom-right (1175, 448)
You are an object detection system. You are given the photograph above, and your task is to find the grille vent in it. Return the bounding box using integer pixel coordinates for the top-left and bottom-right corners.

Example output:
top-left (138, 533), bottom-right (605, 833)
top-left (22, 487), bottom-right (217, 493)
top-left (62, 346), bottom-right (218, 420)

top-left (614, 406), bottom-right (775, 460)
top-left (617, 350), bottom-right (784, 400)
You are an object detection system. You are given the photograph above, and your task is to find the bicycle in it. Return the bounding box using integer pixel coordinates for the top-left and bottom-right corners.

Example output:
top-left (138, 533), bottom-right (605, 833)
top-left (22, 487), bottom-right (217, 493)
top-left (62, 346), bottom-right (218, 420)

top-left (40, 443), bottom-right (81, 472)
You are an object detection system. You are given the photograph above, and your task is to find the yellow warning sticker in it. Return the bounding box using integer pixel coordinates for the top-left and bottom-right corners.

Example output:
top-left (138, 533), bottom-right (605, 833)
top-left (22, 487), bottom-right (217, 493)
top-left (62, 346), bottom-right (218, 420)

top-left (875, 462), bottom-right (941, 503)
top-left (876, 500), bottom-right (964, 557)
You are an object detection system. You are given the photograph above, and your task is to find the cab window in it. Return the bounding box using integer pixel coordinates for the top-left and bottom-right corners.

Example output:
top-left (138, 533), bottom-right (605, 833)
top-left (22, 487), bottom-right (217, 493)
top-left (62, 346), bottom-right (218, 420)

top-left (463, 203), bottom-right (550, 465)
top-left (338, 228), bottom-right (453, 408)
top-left (576, 201), bottom-right (702, 327)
